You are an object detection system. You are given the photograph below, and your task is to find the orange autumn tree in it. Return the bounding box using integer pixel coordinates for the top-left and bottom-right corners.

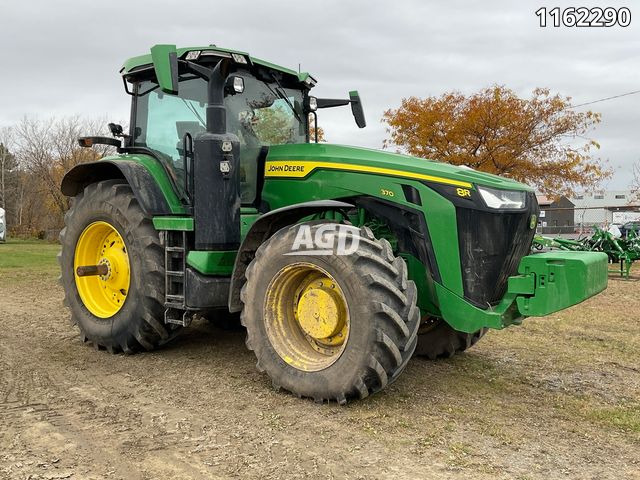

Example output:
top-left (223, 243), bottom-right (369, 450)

top-left (309, 114), bottom-right (325, 142)
top-left (382, 86), bottom-right (609, 196)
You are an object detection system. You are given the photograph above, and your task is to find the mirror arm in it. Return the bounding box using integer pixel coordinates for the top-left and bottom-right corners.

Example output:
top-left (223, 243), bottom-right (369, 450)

top-left (316, 98), bottom-right (350, 109)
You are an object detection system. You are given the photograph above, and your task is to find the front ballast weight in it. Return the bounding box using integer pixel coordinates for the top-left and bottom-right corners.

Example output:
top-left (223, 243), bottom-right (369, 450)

top-left (533, 226), bottom-right (640, 279)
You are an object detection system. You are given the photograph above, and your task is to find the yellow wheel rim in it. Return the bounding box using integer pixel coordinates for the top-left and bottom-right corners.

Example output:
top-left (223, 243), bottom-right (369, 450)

top-left (264, 262), bottom-right (350, 372)
top-left (74, 221), bottom-right (130, 318)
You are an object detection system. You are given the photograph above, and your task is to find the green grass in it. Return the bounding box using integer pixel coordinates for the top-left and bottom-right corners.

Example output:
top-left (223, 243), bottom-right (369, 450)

top-left (585, 404), bottom-right (640, 433)
top-left (0, 239), bottom-right (60, 280)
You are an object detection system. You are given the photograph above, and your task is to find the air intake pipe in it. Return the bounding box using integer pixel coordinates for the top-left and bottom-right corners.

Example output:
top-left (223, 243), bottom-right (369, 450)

top-left (192, 59), bottom-right (241, 251)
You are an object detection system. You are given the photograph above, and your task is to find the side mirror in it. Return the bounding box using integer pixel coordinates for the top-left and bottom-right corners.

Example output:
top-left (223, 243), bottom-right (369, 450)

top-left (150, 44), bottom-right (179, 94)
top-left (108, 123), bottom-right (125, 137)
top-left (349, 90), bottom-right (366, 128)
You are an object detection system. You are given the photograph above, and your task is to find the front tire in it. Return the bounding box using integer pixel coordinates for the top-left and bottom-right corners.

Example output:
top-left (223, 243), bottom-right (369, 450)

top-left (240, 223), bottom-right (420, 404)
top-left (59, 180), bottom-right (176, 353)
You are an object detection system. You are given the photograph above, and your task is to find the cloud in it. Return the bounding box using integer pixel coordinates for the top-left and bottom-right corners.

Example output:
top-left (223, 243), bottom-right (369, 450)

top-left (0, 0), bottom-right (637, 188)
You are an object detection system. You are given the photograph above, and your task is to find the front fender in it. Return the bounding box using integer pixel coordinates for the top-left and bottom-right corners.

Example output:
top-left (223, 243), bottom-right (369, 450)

top-left (228, 200), bottom-right (353, 312)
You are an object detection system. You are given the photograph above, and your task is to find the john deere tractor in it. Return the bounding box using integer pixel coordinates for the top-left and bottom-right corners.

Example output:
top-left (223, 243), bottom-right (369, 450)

top-left (59, 44), bottom-right (608, 403)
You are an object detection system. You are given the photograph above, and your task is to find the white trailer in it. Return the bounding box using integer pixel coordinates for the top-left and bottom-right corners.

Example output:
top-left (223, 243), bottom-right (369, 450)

top-left (612, 211), bottom-right (640, 225)
top-left (0, 207), bottom-right (5, 242)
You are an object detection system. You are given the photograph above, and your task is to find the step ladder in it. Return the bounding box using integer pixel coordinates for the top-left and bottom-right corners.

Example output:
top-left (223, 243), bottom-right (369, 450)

top-left (163, 230), bottom-right (192, 327)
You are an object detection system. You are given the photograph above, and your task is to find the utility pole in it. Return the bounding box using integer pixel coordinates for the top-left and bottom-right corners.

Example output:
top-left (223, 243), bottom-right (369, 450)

top-left (0, 146), bottom-right (6, 211)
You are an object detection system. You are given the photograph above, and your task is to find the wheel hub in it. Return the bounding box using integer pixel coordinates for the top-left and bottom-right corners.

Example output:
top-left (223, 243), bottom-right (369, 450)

top-left (99, 239), bottom-right (128, 292)
top-left (74, 221), bottom-right (130, 318)
top-left (296, 280), bottom-right (345, 340)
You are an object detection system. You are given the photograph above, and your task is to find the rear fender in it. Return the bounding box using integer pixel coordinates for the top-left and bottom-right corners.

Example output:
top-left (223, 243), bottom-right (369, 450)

top-left (61, 159), bottom-right (182, 215)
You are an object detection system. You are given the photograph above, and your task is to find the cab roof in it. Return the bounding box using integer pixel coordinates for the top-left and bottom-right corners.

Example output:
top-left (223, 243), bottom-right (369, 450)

top-left (120, 45), bottom-right (315, 85)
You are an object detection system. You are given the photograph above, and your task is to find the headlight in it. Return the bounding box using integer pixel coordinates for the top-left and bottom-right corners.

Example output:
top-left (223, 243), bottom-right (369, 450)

top-left (232, 76), bottom-right (244, 93)
top-left (225, 76), bottom-right (245, 95)
top-left (231, 53), bottom-right (248, 64)
top-left (477, 186), bottom-right (526, 209)
top-left (308, 96), bottom-right (318, 111)
top-left (185, 50), bottom-right (201, 61)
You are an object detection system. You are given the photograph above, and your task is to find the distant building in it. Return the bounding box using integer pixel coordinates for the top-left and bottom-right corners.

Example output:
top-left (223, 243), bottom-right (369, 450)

top-left (570, 190), bottom-right (640, 229)
top-left (536, 195), bottom-right (574, 234)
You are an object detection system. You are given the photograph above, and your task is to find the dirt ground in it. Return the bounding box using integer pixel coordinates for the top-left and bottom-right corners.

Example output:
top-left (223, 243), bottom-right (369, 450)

top-left (1, 241), bottom-right (639, 480)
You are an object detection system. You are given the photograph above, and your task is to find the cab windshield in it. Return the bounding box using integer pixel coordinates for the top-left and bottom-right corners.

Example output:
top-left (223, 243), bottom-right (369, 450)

top-left (133, 71), bottom-right (307, 203)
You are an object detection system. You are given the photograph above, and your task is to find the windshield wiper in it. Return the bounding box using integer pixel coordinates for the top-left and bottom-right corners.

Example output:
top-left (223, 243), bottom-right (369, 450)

top-left (262, 75), bottom-right (304, 125)
top-left (181, 98), bottom-right (207, 129)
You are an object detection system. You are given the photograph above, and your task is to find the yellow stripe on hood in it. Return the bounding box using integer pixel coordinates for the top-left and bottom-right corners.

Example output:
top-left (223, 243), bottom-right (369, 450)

top-left (264, 160), bottom-right (473, 188)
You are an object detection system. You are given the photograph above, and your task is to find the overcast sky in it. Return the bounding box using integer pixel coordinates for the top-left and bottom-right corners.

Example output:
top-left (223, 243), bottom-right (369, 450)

top-left (1, 0), bottom-right (638, 190)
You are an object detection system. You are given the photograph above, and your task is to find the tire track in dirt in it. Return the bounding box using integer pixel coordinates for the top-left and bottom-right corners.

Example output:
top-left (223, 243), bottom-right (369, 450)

top-left (1, 274), bottom-right (639, 479)
top-left (0, 323), bottom-right (231, 479)
top-left (0, 280), bottom-right (441, 479)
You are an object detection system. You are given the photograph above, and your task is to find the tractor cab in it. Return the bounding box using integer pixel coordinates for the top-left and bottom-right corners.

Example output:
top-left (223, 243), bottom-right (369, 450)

top-left (119, 46), bottom-right (364, 211)
top-left (104, 45), bottom-right (365, 251)
top-left (127, 57), bottom-right (308, 206)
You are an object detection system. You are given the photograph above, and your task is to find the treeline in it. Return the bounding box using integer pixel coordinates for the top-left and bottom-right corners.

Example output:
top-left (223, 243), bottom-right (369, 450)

top-left (0, 117), bottom-right (114, 238)
top-left (0, 114), bottom-right (323, 240)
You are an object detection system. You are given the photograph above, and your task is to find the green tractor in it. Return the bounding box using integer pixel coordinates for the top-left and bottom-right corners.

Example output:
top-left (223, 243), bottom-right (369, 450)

top-left (59, 44), bottom-right (608, 403)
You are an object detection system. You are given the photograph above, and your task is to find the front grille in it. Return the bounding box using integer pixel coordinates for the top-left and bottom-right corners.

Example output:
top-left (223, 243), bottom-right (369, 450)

top-left (456, 192), bottom-right (538, 308)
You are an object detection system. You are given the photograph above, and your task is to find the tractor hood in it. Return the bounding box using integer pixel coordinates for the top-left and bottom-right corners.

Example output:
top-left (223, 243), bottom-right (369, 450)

top-left (266, 143), bottom-right (534, 192)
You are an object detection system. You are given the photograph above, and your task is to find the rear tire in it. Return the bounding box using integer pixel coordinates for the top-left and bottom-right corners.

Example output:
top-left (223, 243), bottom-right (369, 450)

top-left (59, 180), bottom-right (177, 353)
top-left (414, 319), bottom-right (486, 359)
top-left (240, 223), bottom-right (420, 404)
